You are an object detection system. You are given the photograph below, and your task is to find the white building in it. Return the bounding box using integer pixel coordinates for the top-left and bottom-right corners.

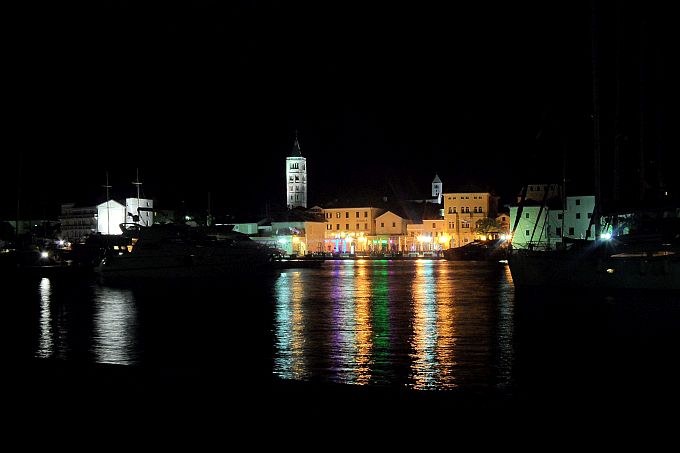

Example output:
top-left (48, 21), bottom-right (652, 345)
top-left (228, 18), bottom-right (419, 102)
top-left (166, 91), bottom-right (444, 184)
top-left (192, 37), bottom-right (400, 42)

top-left (510, 195), bottom-right (596, 249)
top-left (59, 203), bottom-right (97, 242)
top-left (97, 197), bottom-right (154, 235)
top-left (286, 134), bottom-right (307, 209)
top-left (125, 197), bottom-right (154, 227)
top-left (431, 174), bottom-right (443, 204)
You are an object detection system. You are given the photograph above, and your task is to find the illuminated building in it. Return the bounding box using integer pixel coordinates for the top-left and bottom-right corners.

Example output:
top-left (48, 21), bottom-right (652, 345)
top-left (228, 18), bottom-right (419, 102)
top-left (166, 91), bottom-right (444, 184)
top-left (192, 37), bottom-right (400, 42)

top-left (374, 210), bottom-right (410, 253)
top-left (286, 133), bottom-right (307, 209)
top-left (443, 191), bottom-right (499, 248)
top-left (321, 207), bottom-right (383, 254)
top-left (406, 219), bottom-right (447, 254)
top-left (510, 195), bottom-right (596, 249)
top-left (59, 203), bottom-right (97, 242)
top-left (96, 198), bottom-right (154, 235)
top-left (432, 174), bottom-right (443, 204)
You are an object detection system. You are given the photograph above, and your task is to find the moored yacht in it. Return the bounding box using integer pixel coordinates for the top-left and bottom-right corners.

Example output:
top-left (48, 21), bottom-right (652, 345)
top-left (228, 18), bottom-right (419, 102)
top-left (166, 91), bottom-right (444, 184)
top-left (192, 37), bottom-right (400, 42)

top-left (95, 224), bottom-right (276, 283)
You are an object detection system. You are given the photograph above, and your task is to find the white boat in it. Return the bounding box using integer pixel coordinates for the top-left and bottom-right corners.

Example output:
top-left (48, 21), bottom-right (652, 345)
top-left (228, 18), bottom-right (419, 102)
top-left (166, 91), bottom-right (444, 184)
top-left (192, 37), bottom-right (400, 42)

top-left (95, 224), bottom-right (275, 283)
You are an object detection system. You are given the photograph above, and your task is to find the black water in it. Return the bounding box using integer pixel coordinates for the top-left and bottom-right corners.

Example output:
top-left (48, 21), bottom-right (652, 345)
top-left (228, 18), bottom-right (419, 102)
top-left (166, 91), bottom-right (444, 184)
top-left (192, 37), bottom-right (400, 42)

top-left (5, 260), bottom-right (680, 422)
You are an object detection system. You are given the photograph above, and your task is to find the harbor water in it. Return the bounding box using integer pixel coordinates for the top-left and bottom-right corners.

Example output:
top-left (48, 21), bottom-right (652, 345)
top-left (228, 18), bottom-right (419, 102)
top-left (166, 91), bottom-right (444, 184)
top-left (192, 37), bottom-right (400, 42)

top-left (5, 259), bottom-right (680, 415)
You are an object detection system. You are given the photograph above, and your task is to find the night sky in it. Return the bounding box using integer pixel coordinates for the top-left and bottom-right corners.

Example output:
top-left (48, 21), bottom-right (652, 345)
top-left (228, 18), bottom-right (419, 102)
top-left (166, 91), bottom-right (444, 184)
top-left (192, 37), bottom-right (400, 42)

top-left (3, 1), bottom-right (678, 219)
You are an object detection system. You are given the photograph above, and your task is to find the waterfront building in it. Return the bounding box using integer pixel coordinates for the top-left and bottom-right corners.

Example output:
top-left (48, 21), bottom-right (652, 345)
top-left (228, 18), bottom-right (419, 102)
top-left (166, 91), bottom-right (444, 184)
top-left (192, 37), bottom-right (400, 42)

top-left (59, 203), bottom-right (97, 242)
top-left (406, 219), bottom-right (448, 254)
top-left (509, 195), bottom-right (596, 249)
top-left (373, 210), bottom-right (410, 253)
top-left (519, 183), bottom-right (562, 203)
top-left (97, 200), bottom-right (126, 235)
top-left (321, 206), bottom-right (383, 254)
top-left (96, 197), bottom-right (154, 235)
top-left (443, 191), bottom-right (499, 248)
top-left (432, 174), bottom-right (443, 205)
top-left (286, 133), bottom-right (307, 209)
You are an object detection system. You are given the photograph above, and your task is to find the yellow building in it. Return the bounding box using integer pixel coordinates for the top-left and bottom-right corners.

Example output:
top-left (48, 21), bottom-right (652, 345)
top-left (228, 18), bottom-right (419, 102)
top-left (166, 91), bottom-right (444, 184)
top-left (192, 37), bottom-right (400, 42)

top-left (406, 219), bottom-right (448, 254)
top-left (443, 192), bottom-right (498, 248)
top-left (373, 210), bottom-right (410, 253)
top-left (321, 207), bottom-right (383, 253)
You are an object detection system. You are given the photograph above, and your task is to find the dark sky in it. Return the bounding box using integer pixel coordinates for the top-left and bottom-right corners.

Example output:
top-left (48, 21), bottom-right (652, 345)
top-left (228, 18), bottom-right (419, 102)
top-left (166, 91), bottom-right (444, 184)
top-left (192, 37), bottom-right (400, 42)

top-left (3, 1), bottom-right (678, 218)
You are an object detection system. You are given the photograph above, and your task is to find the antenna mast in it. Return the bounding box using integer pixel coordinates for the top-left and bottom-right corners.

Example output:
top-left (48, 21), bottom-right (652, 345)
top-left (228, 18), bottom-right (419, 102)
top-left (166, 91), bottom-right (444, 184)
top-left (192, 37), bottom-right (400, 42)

top-left (103, 171), bottom-right (112, 235)
top-left (591, 0), bottom-right (602, 239)
top-left (132, 168), bottom-right (144, 226)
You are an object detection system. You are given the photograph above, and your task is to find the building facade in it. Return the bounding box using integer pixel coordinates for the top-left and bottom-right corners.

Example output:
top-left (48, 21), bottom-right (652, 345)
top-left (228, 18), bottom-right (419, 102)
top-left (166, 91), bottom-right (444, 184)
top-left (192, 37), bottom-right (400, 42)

top-left (286, 134), bottom-right (307, 209)
top-left (321, 207), bottom-right (383, 254)
top-left (443, 192), bottom-right (498, 248)
top-left (59, 203), bottom-right (97, 242)
top-left (509, 195), bottom-right (596, 250)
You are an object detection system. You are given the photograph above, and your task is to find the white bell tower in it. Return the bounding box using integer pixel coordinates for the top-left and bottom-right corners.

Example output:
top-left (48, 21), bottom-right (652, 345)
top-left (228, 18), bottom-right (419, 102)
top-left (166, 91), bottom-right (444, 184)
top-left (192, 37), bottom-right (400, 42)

top-left (432, 174), bottom-right (443, 204)
top-left (286, 132), bottom-right (307, 209)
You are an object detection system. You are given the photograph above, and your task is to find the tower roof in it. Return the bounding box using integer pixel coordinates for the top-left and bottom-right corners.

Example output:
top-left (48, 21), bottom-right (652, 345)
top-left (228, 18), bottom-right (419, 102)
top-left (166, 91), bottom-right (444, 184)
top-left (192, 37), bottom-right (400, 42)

top-left (291, 132), bottom-right (302, 157)
top-left (432, 174), bottom-right (442, 184)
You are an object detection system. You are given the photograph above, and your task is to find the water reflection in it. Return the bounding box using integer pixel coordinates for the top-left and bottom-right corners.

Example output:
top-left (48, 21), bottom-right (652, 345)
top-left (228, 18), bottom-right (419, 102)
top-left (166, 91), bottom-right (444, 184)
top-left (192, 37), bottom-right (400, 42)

top-left (410, 260), bottom-right (440, 388)
top-left (33, 278), bottom-right (140, 365)
top-left (273, 271), bottom-right (308, 380)
top-left (272, 260), bottom-right (516, 391)
top-left (36, 278), bottom-right (53, 358)
top-left (92, 286), bottom-right (139, 365)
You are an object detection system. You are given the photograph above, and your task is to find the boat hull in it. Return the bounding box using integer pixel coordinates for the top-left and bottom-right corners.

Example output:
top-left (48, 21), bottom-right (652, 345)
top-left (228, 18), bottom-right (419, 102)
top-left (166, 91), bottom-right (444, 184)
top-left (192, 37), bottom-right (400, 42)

top-left (508, 250), bottom-right (680, 291)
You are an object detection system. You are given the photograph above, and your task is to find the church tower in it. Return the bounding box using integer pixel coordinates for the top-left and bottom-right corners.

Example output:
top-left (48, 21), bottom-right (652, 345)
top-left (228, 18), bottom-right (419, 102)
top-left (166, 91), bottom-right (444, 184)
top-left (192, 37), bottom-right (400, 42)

top-left (432, 174), bottom-right (443, 204)
top-left (286, 132), bottom-right (307, 209)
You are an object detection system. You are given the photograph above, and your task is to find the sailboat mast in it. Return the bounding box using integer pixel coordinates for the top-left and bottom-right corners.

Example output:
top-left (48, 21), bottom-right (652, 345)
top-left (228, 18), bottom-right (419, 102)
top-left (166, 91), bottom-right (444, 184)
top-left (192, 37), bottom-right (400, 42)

top-left (591, 0), bottom-right (602, 239)
top-left (132, 168), bottom-right (143, 226)
top-left (103, 171), bottom-right (112, 235)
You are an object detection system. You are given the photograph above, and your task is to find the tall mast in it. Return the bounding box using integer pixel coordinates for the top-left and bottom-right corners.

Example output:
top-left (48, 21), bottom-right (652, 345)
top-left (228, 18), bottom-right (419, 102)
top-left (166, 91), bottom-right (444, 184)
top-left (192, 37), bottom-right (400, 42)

top-left (132, 168), bottom-right (143, 226)
top-left (102, 171), bottom-right (112, 235)
top-left (16, 152), bottom-right (22, 239)
top-left (591, 0), bottom-right (602, 239)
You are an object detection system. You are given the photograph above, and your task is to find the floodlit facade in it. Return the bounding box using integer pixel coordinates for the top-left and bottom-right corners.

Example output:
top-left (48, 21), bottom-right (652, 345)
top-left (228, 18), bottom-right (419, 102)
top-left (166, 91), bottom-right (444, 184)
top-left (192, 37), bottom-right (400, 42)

top-left (286, 135), bottom-right (307, 209)
top-left (321, 207), bottom-right (383, 253)
top-left (443, 192), bottom-right (498, 248)
top-left (510, 195), bottom-right (596, 249)
top-left (97, 200), bottom-right (126, 235)
top-left (406, 219), bottom-right (447, 254)
top-left (125, 198), bottom-right (154, 227)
